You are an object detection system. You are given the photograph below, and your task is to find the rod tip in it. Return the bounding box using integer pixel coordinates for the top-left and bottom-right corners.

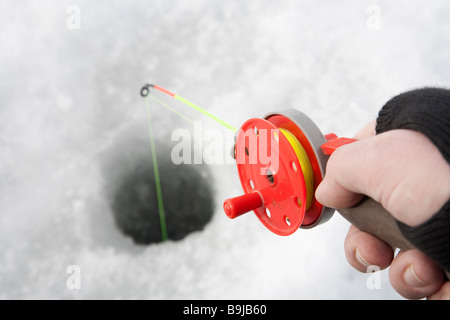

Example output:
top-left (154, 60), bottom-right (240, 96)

top-left (140, 84), bottom-right (154, 97)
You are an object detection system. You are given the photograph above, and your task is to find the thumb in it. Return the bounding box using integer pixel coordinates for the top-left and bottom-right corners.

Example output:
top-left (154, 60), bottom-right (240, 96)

top-left (315, 136), bottom-right (380, 209)
top-left (315, 120), bottom-right (377, 209)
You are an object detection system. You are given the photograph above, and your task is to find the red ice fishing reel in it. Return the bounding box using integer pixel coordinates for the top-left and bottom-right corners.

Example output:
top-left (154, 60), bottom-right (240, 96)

top-left (223, 109), bottom-right (355, 236)
top-left (222, 109), bottom-right (450, 279)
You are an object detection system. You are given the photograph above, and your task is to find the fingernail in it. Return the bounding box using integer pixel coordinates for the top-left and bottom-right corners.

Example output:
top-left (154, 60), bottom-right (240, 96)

top-left (403, 264), bottom-right (427, 288)
top-left (355, 248), bottom-right (372, 269)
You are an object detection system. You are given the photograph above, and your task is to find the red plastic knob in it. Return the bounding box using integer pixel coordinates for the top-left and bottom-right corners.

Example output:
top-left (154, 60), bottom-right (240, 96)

top-left (223, 192), bottom-right (263, 219)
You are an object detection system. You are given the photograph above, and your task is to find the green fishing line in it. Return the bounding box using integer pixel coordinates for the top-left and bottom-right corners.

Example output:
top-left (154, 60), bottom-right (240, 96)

top-left (148, 93), bottom-right (203, 131)
top-left (144, 97), bottom-right (168, 242)
top-left (174, 95), bottom-right (237, 132)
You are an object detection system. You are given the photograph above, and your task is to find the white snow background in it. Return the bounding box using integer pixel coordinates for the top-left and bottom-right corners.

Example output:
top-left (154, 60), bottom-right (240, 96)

top-left (1, 0), bottom-right (449, 299)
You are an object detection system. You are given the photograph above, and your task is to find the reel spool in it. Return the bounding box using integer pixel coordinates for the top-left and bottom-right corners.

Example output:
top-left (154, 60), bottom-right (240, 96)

top-left (223, 109), bottom-right (355, 236)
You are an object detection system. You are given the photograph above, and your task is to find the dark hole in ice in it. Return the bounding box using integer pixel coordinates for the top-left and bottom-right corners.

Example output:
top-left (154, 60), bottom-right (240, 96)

top-left (103, 130), bottom-right (216, 245)
top-left (111, 159), bottom-right (215, 244)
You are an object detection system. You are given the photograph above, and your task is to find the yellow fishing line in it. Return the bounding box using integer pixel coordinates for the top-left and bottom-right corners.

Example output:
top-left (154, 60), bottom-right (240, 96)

top-left (280, 129), bottom-right (314, 210)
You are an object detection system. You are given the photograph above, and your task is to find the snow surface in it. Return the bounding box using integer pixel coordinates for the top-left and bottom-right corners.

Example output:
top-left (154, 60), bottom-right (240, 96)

top-left (1, 0), bottom-right (449, 299)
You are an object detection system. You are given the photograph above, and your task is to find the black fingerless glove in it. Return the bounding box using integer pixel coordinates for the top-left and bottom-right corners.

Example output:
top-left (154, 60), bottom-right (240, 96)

top-left (375, 87), bottom-right (450, 272)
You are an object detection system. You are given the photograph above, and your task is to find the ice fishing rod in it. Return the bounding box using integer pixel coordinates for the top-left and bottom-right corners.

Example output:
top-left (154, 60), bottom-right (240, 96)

top-left (141, 84), bottom-right (449, 277)
top-left (141, 84), bottom-right (237, 132)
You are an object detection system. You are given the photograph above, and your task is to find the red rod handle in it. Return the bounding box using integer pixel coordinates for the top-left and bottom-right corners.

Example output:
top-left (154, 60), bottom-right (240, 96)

top-left (321, 135), bottom-right (357, 155)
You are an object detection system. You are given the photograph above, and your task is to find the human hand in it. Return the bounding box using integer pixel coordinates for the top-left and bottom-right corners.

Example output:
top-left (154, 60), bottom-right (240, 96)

top-left (315, 120), bottom-right (450, 299)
